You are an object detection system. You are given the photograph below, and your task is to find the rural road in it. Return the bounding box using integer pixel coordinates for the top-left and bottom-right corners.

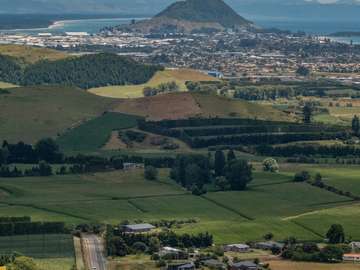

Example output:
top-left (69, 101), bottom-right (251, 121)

top-left (82, 234), bottom-right (107, 270)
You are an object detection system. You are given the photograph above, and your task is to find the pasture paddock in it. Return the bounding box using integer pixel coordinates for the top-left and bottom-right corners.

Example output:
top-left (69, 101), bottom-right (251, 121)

top-left (89, 69), bottom-right (218, 98)
top-left (0, 168), bottom-right (356, 244)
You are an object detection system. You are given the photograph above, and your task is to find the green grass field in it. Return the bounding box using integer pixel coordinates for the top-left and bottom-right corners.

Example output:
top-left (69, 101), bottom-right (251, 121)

top-left (0, 168), bottom-right (357, 244)
top-left (57, 112), bottom-right (141, 152)
top-left (35, 258), bottom-right (74, 270)
top-left (290, 203), bottom-right (360, 240)
top-left (89, 69), bottom-right (218, 99)
top-left (0, 234), bottom-right (74, 258)
top-left (281, 164), bottom-right (360, 197)
top-left (0, 86), bottom-right (115, 143)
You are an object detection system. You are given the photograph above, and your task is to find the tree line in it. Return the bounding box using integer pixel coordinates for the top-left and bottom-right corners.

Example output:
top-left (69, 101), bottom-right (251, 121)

top-left (256, 144), bottom-right (360, 157)
top-left (0, 138), bottom-right (176, 178)
top-left (0, 53), bottom-right (163, 89)
top-left (105, 224), bottom-right (213, 257)
top-left (0, 220), bottom-right (66, 236)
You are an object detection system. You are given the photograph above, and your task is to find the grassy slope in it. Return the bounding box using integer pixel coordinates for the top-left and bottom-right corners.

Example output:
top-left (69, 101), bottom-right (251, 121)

top-left (193, 93), bottom-right (294, 121)
top-left (112, 92), bottom-right (294, 122)
top-left (0, 86), bottom-right (115, 143)
top-left (57, 112), bottom-right (141, 152)
top-left (0, 44), bottom-right (68, 64)
top-left (283, 164), bottom-right (360, 196)
top-left (89, 69), bottom-right (218, 98)
top-left (0, 168), bottom-right (355, 244)
top-left (0, 81), bottom-right (18, 88)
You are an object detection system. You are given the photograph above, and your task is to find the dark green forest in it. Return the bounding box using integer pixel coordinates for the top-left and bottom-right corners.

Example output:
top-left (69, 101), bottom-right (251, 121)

top-left (0, 53), bottom-right (163, 89)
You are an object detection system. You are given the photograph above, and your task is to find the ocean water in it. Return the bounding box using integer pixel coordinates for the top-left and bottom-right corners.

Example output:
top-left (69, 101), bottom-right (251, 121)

top-left (0, 17), bottom-right (144, 35)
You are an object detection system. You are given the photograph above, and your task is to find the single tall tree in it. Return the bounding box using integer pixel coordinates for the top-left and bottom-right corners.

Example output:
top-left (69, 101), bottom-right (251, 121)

top-left (214, 150), bottom-right (226, 176)
top-left (303, 103), bottom-right (313, 124)
top-left (326, 224), bottom-right (345, 244)
top-left (352, 115), bottom-right (360, 135)
top-left (227, 149), bottom-right (236, 163)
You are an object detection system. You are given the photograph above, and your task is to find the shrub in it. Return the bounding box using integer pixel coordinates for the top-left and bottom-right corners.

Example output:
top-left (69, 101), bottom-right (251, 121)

top-left (144, 166), bottom-right (158, 181)
top-left (262, 158), bottom-right (279, 172)
top-left (294, 171), bottom-right (311, 182)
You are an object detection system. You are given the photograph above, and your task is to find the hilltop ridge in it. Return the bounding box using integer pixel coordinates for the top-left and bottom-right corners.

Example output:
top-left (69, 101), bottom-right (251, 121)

top-left (107, 0), bottom-right (252, 34)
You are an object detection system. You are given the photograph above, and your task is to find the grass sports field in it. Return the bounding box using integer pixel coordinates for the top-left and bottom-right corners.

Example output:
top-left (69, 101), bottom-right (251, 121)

top-left (0, 234), bottom-right (74, 258)
top-left (57, 112), bottom-right (141, 152)
top-left (88, 69), bottom-right (218, 98)
top-left (0, 168), bottom-right (356, 244)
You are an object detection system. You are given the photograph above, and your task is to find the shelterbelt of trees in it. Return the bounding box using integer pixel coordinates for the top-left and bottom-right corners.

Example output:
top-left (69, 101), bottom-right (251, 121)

top-left (0, 53), bottom-right (163, 89)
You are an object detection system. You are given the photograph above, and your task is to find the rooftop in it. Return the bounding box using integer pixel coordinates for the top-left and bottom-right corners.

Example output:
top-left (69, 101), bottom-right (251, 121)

top-left (124, 223), bottom-right (155, 230)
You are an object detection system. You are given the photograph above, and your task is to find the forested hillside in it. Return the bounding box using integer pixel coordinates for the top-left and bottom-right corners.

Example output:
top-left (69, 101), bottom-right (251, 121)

top-left (0, 53), bottom-right (163, 89)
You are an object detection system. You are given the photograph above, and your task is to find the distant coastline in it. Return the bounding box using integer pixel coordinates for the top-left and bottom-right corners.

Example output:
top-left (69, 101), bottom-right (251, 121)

top-left (329, 31), bottom-right (360, 37)
top-left (0, 14), bottom-right (149, 32)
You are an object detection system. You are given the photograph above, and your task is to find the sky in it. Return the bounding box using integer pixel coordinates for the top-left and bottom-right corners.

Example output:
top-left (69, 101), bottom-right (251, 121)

top-left (0, 0), bottom-right (360, 16)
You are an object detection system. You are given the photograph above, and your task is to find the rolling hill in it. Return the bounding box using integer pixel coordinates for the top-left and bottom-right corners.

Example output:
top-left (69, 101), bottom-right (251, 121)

top-left (0, 44), bottom-right (69, 64)
top-left (0, 86), bottom-right (115, 143)
top-left (89, 69), bottom-right (219, 98)
top-left (112, 92), bottom-right (294, 121)
top-left (111, 0), bottom-right (252, 34)
top-left (0, 51), bottom-right (163, 89)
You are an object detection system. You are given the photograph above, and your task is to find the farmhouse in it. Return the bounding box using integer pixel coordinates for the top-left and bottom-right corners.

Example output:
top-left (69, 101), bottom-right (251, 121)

top-left (159, 246), bottom-right (187, 259)
top-left (350, 242), bottom-right (360, 250)
top-left (224, 243), bottom-right (250, 253)
top-left (202, 259), bottom-right (225, 269)
top-left (255, 241), bottom-right (284, 250)
top-left (230, 261), bottom-right (258, 270)
top-left (166, 262), bottom-right (195, 270)
top-left (123, 223), bottom-right (155, 233)
top-left (123, 162), bottom-right (144, 170)
top-left (343, 253), bottom-right (360, 263)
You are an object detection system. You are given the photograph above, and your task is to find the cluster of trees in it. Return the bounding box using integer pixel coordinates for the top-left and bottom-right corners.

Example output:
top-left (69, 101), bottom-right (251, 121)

top-left (169, 152), bottom-right (252, 194)
top-left (187, 132), bottom-right (343, 148)
top-left (143, 81), bottom-right (180, 97)
top-left (281, 225), bottom-right (347, 263)
top-left (0, 219), bottom-right (66, 236)
top-left (170, 154), bottom-right (211, 195)
top-left (119, 130), bottom-right (147, 146)
top-left (0, 53), bottom-right (163, 89)
top-left (105, 225), bottom-right (213, 257)
top-left (0, 161), bottom-right (53, 177)
top-left (182, 124), bottom-right (333, 137)
top-left (234, 86), bottom-right (295, 101)
top-left (148, 219), bottom-right (197, 229)
top-left (0, 138), bottom-right (63, 165)
top-left (256, 143), bottom-right (360, 158)
top-left (1, 254), bottom-right (43, 270)
top-left (138, 117), bottom-right (346, 149)
top-left (213, 150), bottom-right (252, 191)
top-left (0, 55), bottom-right (22, 83)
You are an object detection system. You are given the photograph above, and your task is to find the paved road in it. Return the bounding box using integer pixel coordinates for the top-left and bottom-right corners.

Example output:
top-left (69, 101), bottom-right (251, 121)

top-left (82, 234), bottom-right (107, 270)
